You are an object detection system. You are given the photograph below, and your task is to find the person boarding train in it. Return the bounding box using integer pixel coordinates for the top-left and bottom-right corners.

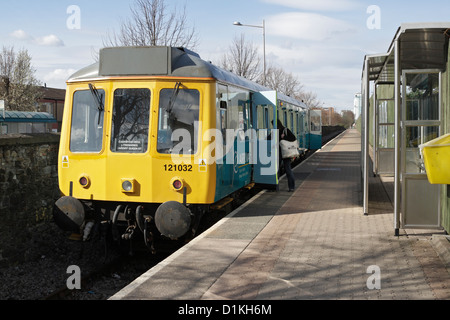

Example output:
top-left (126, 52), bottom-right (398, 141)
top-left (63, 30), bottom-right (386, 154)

top-left (275, 120), bottom-right (298, 192)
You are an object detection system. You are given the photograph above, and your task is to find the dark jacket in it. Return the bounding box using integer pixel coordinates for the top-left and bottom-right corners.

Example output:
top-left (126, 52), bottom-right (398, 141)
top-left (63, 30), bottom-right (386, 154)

top-left (277, 120), bottom-right (296, 142)
top-left (268, 120), bottom-right (297, 142)
top-left (280, 126), bottom-right (296, 142)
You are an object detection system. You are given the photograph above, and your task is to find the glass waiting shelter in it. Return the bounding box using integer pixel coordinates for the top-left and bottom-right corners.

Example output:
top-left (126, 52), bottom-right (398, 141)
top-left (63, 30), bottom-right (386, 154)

top-left (361, 23), bottom-right (450, 235)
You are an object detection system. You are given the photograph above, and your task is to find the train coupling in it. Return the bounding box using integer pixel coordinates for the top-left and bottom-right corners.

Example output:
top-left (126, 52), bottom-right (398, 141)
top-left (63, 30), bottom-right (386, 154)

top-left (122, 225), bottom-right (136, 240)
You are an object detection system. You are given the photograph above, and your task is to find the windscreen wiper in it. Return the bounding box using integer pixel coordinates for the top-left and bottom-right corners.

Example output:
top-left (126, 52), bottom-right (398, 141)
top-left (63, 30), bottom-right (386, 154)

top-left (89, 83), bottom-right (104, 125)
top-left (167, 82), bottom-right (181, 113)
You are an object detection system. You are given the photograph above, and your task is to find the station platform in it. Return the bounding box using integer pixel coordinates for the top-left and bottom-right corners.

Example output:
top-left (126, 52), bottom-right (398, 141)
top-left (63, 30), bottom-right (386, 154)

top-left (110, 129), bottom-right (450, 300)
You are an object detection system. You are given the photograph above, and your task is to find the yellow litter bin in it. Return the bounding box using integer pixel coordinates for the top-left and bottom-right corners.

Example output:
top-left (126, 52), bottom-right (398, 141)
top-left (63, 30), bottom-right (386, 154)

top-left (420, 133), bottom-right (450, 184)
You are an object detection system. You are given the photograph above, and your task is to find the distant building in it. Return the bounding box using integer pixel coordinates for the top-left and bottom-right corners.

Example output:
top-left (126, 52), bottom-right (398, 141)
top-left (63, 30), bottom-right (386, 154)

top-left (38, 86), bottom-right (66, 131)
top-left (0, 85), bottom-right (65, 134)
top-left (0, 110), bottom-right (57, 134)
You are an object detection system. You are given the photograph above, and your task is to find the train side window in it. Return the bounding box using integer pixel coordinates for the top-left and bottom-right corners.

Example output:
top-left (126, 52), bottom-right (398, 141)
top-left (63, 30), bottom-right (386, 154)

top-left (290, 112), bottom-right (294, 131)
top-left (219, 100), bottom-right (227, 141)
top-left (111, 88), bottom-right (151, 153)
top-left (256, 105), bottom-right (272, 140)
top-left (220, 101), bottom-right (227, 109)
top-left (220, 108), bottom-right (227, 147)
top-left (157, 88), bottom-right (200, 155)
top-left (264, 108), bottom-right (269, 129)
top-left (245, 103), bottom-right (252, 129)
top-left (256, 106), bottom-right (263, 130)
top-left (294, 113), bottom-right (298, 135)
top-left (310, 112), bottom-right (321, 132)
top-left (70, 89), bottom-right (105, 153)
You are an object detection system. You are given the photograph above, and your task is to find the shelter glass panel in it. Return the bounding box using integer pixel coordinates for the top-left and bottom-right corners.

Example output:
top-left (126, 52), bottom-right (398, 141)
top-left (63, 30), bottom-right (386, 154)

top-left (378, 125), bottom-right (395, 148)
top-left (405, 73), bottom-right (439, 121)
top-left (405, 125), bottom-right (439, 174)
top-left (378, 99), bottom-right (395, 124)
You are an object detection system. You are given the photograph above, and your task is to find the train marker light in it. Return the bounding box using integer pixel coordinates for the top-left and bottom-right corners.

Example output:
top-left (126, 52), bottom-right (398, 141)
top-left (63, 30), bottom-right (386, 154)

top-left (121, 179), bottom-right (135, 193)
top-left (79, 175), bottom-right (90, 188)
top-left (170, 177), bottom-right (184, 191)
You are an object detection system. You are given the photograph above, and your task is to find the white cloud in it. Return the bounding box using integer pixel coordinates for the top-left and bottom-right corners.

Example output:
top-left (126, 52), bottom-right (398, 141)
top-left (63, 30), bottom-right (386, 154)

top-left (262, 0), bottom-right (360, 11)
top-left (11, 29), bottom-right (31, 40)
top-left (10, 29), bottom-right (64, 47)
top-left (262, 40), bottom-right (363, 109)
top-left (43, 68), bottom-right (76, 84)
top-left (266, 12), bottom-right (357, 41)
top-left (34, 35), bottom-right (65, 47)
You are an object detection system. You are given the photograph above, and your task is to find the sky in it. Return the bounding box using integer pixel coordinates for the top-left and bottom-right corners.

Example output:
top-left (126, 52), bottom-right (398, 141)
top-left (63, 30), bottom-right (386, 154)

top-left (1, 0), bottom-right (450, 112)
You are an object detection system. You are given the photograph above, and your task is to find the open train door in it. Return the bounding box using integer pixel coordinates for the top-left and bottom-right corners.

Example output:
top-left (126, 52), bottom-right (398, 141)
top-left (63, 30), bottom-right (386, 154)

top-left (251, 91), bottom-right (279, 186)
top-left (309, 109), bottom-right (322, 150)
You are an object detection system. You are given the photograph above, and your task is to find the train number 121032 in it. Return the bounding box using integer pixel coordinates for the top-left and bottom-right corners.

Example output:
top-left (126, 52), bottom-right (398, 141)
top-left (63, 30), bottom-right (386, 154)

top-left (164, 164), bottom-right (193, 172)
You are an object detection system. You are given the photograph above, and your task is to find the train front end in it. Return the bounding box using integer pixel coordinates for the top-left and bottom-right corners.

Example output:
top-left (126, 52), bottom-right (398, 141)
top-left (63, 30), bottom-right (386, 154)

top-left (53, 47), bottom-right (217, 246)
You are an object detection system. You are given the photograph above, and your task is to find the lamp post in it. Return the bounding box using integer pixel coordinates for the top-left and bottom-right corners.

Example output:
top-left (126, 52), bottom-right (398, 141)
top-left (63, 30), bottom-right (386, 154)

top-left (233, 20), bottom-right (266, 85)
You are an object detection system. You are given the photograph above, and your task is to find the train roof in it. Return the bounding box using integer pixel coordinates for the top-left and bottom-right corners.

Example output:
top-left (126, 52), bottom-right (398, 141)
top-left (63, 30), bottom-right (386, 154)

top-left (67, 46), bottom-right (308, 109)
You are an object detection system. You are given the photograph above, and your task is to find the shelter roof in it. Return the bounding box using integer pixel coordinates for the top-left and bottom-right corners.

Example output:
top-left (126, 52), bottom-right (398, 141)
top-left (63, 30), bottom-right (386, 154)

top-left (363, 22), bottom-right (450, 83)
top-left (0, 111), bottom-right (57, 123)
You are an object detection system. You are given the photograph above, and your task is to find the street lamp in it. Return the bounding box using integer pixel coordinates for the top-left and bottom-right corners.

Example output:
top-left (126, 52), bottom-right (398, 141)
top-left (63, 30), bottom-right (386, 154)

top-left (233, 20), bottom-right (266, 85)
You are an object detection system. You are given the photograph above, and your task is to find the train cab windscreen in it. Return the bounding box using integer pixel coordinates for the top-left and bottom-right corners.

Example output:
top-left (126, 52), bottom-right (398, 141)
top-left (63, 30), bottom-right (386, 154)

top-left (110, 88), bottom-right (151, 153)
top-left (157, 87), bottom-right (200, 155)
top-left (70, 89), bottom-right (105, 153)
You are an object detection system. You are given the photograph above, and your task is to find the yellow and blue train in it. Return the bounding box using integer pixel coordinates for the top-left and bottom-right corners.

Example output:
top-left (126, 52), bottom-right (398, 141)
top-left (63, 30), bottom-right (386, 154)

top-left (53, 46), bottom-right (322, 248)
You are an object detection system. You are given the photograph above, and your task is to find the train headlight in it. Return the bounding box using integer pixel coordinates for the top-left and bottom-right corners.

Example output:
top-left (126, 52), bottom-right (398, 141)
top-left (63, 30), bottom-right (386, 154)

top-left (121, 179), bottom-right (135, 193)
top-left (170, 177), bottom-right (184, 191)
top-left (79, 175), bottom-right (90, 188)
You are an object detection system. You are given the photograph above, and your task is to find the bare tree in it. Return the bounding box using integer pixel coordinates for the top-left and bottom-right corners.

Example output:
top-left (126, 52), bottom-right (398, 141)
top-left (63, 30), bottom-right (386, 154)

top-left (264, 65), bottom-right (303, 97)
top-left (296, 91), bottom-right (322, 109)
top-left (220, 34), bottom-right (262, 82)
top-left (104, 0), bottom-right (198, 49)
top-left (220, 34), bottom-right (323, 108)
top-left (0, 46), bottom-right (42, 111)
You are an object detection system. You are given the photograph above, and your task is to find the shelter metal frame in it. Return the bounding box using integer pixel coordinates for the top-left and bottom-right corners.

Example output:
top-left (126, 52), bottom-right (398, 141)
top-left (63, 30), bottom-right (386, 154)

top-left (361, 22), bottom-right (450, 235)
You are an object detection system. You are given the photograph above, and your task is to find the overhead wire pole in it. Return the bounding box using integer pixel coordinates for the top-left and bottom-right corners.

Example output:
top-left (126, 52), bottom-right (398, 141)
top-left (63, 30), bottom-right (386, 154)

top-left (233, 20), bottom-right (266, 86)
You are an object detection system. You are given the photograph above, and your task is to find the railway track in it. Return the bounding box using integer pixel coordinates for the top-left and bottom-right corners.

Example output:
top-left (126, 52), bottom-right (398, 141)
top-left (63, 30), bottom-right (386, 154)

top-left (43, 250), bottom-right (171, 300)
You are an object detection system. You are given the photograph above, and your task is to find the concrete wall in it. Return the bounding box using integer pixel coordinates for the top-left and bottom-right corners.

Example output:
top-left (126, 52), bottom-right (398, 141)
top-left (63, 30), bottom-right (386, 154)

top-left (0, 133), bottom-right (60, 263)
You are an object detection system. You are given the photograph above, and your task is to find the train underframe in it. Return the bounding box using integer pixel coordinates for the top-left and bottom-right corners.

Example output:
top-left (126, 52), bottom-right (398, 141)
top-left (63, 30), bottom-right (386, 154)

top-left (53, 196), bottom-right (210, 254)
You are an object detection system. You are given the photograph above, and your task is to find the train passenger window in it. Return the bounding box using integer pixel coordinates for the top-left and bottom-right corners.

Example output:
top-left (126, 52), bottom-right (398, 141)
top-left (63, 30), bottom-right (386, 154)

top-left (294, 113), bottom-right (298, 134)
top-left (70, 89), bottom-right (105, 153)
top-left (310, 113), bottom-right (321, 132)
top-left (157, 88), bottom-right (199, 155)
top-left (110, 88), bottom-right (151, 153)
top-left (256, 106), bottom-right (273, 140)
top-left (245, 104), bottom-right (252, 129)
top-left (220, 109), bottom-right (227, 144)
top-left (290, 112), bottom-right (294, 131)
